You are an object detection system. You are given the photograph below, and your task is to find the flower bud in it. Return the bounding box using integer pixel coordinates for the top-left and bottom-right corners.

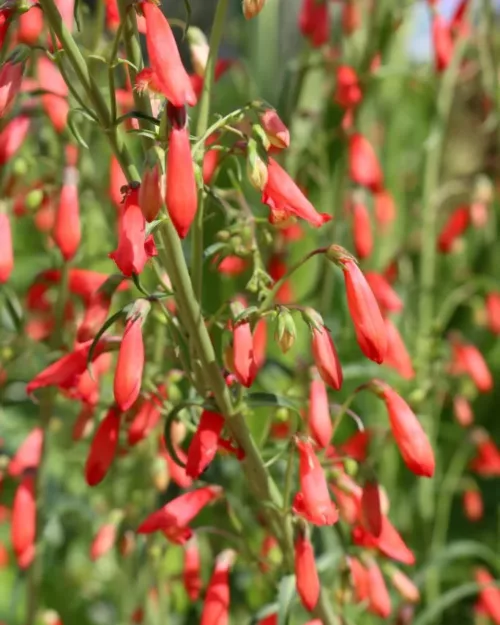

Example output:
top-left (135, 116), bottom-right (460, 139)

top-left (246, 138), bottom-right (268, 190)
top-left (259, 109), bottom-right (290, 149)
top-left (274, 309), bottom-right (296, 353)
top-left (140, 147), bottom-right (164, 223)
top-left (243, 0), bottom-right (266, 19)
top-left (186, 26), bottom-right (209, 77)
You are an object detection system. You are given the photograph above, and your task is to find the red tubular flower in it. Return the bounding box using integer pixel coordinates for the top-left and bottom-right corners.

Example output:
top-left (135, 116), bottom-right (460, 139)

top-left (201, 549), bottom-right (235, 625)
top-left (486, 292), bottom-right (500, 334)
top-left (453, 395), bottom-right (473, 427)
top-left (37, 57), bottom-right (69, 133)
top-left (142, 1), bottom-right (196, 107)
top-left (432, 14), bottom-right (454, 73)
top-left (292, 437), bottom-right (338, 525)
top-left (114, 316), bottom-right (146, 411)
top-left (53, 165), bottom-right (81, 261)
top-left (8, 428), bottom-right (43, 477)
top-left (352, 515), bottom-right (415, 565)
top-left (463, 489), bottom-right (483, 522)
top-left (258, 616), bottom-right (277, 625)
top-left (183, 537), bottom-right (202, 601)
top-left (85, 406), bottom-right (121, 486)
top-left (299, 0), bottom-right (329, 47)
top-left (90, 523), bottom-right (116, 561)
top-left (216, 255), bottom-right (248, 276)
top-left (17, 6), bottom-right (44, 44)
top-left (0, 115), bottom-right (30, 165)
top-left (348, 134), bottom-right (383, 192)
top-left (139, 158), bottom-right (163, 223)
top-left (165, 107), bottom-right (198, 239)
top-left (110, 186), bottom-right (157, 276)
top-left (361, 479), bottom-right (382, 537)
top-left (349, 556), bottom-right (370, 603)
top-left (334, 65), bottom-right (362, 109)
top-left (73, 404), bottom-right (95, 441)
top-left (260, 109), bottom-right (290, 149)
top-left (437, 206), bottom-right (470, 253)
top-left (367, 560), bottom-right (391, 617)
top-left (253, 318), bottom-right (268, 372)
top-left (451, 339), bottom-right (493, 392)
top-left (12, 474), bottom-right (36, 568)
top-left (77, 291), bottom-right (112, 343)
top-left (374, 381), bottom-right (435, 477)
top-left (311, 325), bottom-right (343, 390)
top-left (233, 320), bottom-right (257, 388)
top-left (390, 569), bottom-right (420, 603)
top-left (338, 430), bottom-right (371, 462)
top-left (470, 433), bottom-right (500, 476)
top-left (0, 213), bottom-right (14, 284)
top-left (109, 155), bottom-right (127, 209)
top-left (308, 375), bottom-right (332, 448)
top-left (383, 318), bottom-right (415, 380)
top-left (128, 396), bottom-right (162, 446)
top-left (475, 568), bottom-right (500, 624)
top-left (0, 59), bottom-right (23, 117)
top-left (186, 410), bottom-right (225, 478)
top-left (374, 189), bottom-right (396, 229)
top-left (263, 158), bottom-right (331, 227)
top-left (341, 259), bottom-right (387, 364)
top-left (294, 529), bottom-right (320, 611)
top-left (351, 199), bottom-right (373, 260)
top-left (203, 135), bottom-right (220, 185)
top-left (137, 485), bottom-right (222, 536)
top-left (365, 272), bottom-right (403, 314)
top-left (162, 444), bottom-right (193, 489)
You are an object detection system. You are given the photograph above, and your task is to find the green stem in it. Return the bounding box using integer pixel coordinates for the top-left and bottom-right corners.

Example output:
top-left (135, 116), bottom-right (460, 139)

top-left (259, 248), bottom-right (327, 312)
top-left (117, 0), bottom-right (154, 150)
top-left (191, 0), bottom-right (230, 302)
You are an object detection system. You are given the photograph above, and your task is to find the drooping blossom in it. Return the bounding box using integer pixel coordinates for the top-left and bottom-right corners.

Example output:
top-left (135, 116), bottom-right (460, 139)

top-left (383, 318), bottom-right (415, 380)
top-left (53, 164), bottom-right (81, 261)
top-left (37, 57), bottom-right (69, 132)
top-left (91, 523), bottom-right (117, 561)
top-left (137, 485), bottom-right (223, 540)
top-left (463, 488), bottom-right (483, 522)
top-left (371, 380), bottom-right (435, 478)
top-left (201, 550), bottom-right (235, 625)
top-left (351, 198), bottom-right (373, 260)
top-left (292, 437), bottom-right (338, 525)
top-left (352, 515), bottom-right (416, 565)
top-left (334, 65), bottom-right (362, 109)
top-left (85, 406), bottom-right (121, 486)
top-left (109, 185), bottom-right (157, 276)
top-left (307, 374), bottom-right (332, 448)
top-left (141, 1), bottom-right (197, 107)
top-left (11, 474), bottom-right (36, 568)
top-left (16, 6), bottom-right (44, 44)
top-left (310, 322), bottom-right (343, 390)
top-left (374, 189), bottom-right (396, 229)
top-left (452, 395), bottom-right (473, 427)
top-left (114, 313), bottom-right (147, 411)
top-left (437, 206), bottom-right (469, 253)
top-left (390, 569), bottom-right (420, 603)
top-left (186, 410), bottom-right (225, 478)
top-left (450, 337), bottom-right (493, 393)
top-left (165, 105), bottom-right (198, 238)
top-left (232, 319), bottom-right (257, 387)
top-left (0, 115), bottom-right (30, 165)
top-left (349, 134), bottom-right (383, 192)
top-left (475, 568), bottom-right (500, 624)
top-left (0, 213), bottom-right (14, 284)
top-left (263, 158), bottom-right (331, 227)
top-left (0, 59), bottom-right (24, 117)
top-left (365, 272), bottom-right (403, 314)
top-left (295, 528), bottom-right (320, 611)
top-left (299, 0), bottom-right (329, 47)
top-left (366, 559), bottom-right (391, 617)
top-left (183, 537), bottom-right (202, 600)
top-left (259, 109), bottom-right (290, 150)
top-left (8, 428), bottom-right (43, 477)
top-left (361, 479), bottom-right (382, 537)
top-left (486, 292), bottom-right (500, 334)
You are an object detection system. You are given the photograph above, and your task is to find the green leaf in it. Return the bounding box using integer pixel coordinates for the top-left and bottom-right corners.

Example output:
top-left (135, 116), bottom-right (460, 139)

top-left (277, 574), bottom-right (295, 625)
top-left (246, 392), bottom-right (301, 414)
top-left (203, 242), bottom-right (227, 261)
top-left (182, 0), bottom-right (192, 36)
top-left (412, 580), bottom-right (500, 625)
top-left (415, 540), bottom-right (500, 585)
top-left (67, 108), bottom-right (97, 149)
top-left (114, 110), bottom-right (160, 128)
top-left (97, 274), bottom-right (126, 298)
top-left (145, 219), bottom-right (166, 238)
top-left (0, 285), bottom-right (23, 332)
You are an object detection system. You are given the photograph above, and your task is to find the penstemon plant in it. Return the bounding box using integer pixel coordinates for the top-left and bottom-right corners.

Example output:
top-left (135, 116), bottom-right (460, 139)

top-left (1, 1), bottom-right (500, 625)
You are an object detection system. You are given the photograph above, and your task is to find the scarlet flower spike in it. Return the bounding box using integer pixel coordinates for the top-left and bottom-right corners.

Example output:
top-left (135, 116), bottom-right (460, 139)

top-left (348, 133), bottom-right (383, 193)
top-left (307, 374), bottom-right (333, 449)
top-left (0, 115), bottom-right (31, 166)
top-left (352, 515), bottom-right (415, 565)
top-left (310, 319), bottom-right (343, 391)
top-left (336, 256), bottom-right (387, 364)
top-left (11, 474), bottom-right (36, 569)
top-left (127, 394), bottom-right (163, 446)
top-left (141, 1), bottom-right (197, 107)
top-left (351, 199), bottom-right (373, 260)
top-left (463, 488), bottom-right (483, 522)
top-left (365, 272), bottom-right (403, 314)
top-left (349, 556), bottom-right (370, 603)
top-left (450, 337), bottom-right (493, 393)
top-left (361, 479), bottom-right (382, 537)
top-left (383, 318), bottom-right (415, 380)
top-left (475, 568), bottom-right (500, 624)
top-left (185, 410), bottom-right (225, 478)
top-left (8, 428), bottom-right (44, 477)
top-left (292, 436), bottom-right (339, 525)
top-left (0, 59), bottom-right (24, 117)
top-left (371, 380), bottom-right (435, 478)
top-left (137, 485), bottom-right (222, 537)
top-left (165, 105), bottom-right (198, 238)
top-left (183, 536), bottom-right (202, 601)
top-left (334, 65), bottom-right (362, 109)
top-left (37, 57), bottom-right (69, 132)
top-left (109, 185), bottom-right (158, 276)
top-left (299, 0), bottom-right (330, 48)
top-left (85, 406), bottom-right (121, 486)
top-left (53, 164), bottom-right (81, 261)
top-left (232, 319), bottom-right (257, 388)
top-left (294, 527), bottom-right (320, 611)
top-left (262, 158), bottom-right (331, 227)
top-left (437, 206), bottom-right (470, 253)
top-left (366, 559), bottom-right (392, 617)
top-left (17, 6), bottom-right (44, 45)
top-left (0, 213), bottom-right (14, 284)
top-left (90, 523), bottom-right (117, 561)
top-left (201, 549), bottom-right (236, 625)
top-left (114, 312), bottom-right (147, 411)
